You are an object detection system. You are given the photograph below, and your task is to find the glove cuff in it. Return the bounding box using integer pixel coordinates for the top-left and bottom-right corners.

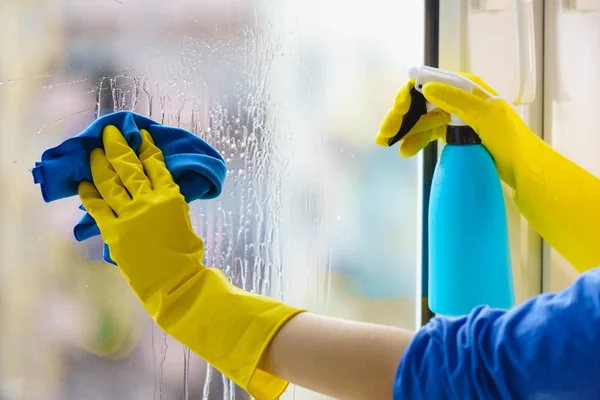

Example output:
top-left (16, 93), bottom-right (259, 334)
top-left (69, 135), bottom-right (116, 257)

top-left (152, 267), bottom-right (305, 400)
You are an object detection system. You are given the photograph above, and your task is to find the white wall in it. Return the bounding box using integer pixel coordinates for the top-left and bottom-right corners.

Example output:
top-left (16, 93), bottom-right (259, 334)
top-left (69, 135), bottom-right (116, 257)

top-left (543, 1), bottom-right (600, 292)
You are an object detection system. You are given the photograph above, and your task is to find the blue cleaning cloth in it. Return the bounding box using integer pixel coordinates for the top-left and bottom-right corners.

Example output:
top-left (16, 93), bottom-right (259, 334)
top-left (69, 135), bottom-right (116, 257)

top-left (32, 111), bottom-right (227, 265)
top-left (394, 266), bottom-right (600, 399)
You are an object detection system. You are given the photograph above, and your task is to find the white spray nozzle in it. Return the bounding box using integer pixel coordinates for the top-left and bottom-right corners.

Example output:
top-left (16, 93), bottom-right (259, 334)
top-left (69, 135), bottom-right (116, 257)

top-left (408, 66), bottom-right (497, 126)
top-left (409, 66), bottom-right (496, 99)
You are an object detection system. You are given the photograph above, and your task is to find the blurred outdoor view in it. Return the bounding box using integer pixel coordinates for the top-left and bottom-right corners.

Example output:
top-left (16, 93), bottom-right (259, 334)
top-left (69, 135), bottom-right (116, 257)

top-left (0, 0), bottom-right (423, 399)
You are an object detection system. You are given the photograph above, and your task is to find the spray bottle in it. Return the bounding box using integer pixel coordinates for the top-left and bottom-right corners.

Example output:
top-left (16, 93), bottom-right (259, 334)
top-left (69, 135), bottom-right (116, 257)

top-left (389, 66), bottom-right (514, 317)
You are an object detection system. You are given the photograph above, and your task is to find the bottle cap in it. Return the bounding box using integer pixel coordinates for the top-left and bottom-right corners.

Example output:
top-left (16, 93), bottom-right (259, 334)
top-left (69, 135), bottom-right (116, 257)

top-left (446, 126), bottom-right (481, 145)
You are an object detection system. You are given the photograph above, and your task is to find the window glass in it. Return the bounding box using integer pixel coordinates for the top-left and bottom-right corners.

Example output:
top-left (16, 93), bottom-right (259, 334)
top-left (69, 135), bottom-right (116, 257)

top-left (0, 1), bottom-right (423, 398)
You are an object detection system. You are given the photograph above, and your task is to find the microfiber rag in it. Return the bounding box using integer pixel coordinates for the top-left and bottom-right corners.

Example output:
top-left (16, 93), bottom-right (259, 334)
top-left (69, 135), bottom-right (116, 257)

top-left (32, 111), bottom-right (228, 265)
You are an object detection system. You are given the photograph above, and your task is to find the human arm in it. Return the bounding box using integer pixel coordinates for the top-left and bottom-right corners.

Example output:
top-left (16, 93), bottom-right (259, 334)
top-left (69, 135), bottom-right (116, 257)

top-left (79, 125), bottom-right (413, 400)
top-left (260, 312), bottom-right (413, 400)
top-left (261, 265), bottom-right (600, 400)
top-left (376, 75), bottom-right (600, 272)
top-left (78, 125), bottom-right (302, 399)
top-left (78, 123), bottom-right (600, 400)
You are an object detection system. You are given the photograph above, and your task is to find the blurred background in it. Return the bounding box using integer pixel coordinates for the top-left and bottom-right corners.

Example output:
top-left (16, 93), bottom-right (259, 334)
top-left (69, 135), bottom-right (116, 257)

top-left (0, 0), bottom-right (423, 399)
top-left (4, 0), bottom-right (596, 398)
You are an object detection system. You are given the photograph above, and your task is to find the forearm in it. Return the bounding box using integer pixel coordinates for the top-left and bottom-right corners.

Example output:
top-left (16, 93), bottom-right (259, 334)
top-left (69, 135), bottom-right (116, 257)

top-left (259, 312), bottom-right (414, 400)
top-left (511, 133), bottom-right (600, 271)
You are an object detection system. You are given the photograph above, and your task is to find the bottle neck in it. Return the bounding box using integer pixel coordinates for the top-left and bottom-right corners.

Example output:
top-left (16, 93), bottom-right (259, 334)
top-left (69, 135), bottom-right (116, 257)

top-left (446, 125), bottom-right (481, 145)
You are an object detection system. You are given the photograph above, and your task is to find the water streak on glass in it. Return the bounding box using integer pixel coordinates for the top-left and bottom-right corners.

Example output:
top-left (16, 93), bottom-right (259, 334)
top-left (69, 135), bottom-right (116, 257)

top-left (202, 365), bottom-right (214, 400)
top-left (0, 73), bottom-right (52, 85)
top-left (150, 320), bottom-right (158, 400)
top-left (221, 374), bottom-right (231, 400)
top-left (36, 107), bottom-right (96, 134)
top-left (183, 346), bottom-right (191, 400)
top-left (159, 332), bottom-right (169, 400)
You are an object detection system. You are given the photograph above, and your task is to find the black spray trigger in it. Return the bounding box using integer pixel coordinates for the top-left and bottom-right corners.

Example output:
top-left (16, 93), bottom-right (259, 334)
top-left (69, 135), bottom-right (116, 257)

top-left (387, 86), bottom-right (428, 147)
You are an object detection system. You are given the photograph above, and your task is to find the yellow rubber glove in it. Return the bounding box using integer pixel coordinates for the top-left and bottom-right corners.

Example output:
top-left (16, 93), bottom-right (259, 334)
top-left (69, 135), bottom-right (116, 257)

top-left (377, 75), bottom-right (600, 272)
top-left (78, 125), bottom-right (305, 400)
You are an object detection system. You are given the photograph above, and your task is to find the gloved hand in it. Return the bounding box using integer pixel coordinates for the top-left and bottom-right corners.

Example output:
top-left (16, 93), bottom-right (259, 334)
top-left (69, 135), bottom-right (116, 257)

top-left (376, 74), bottom-right (504, 171)
top-left (78, 125), bottom-right (305, 400)
top-left (377, 74), bottom-right (600, 272)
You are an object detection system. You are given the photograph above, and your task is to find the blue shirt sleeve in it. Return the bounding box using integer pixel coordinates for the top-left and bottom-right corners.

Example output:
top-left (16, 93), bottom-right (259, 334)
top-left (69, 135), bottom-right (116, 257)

top-left (394, 267), bottom-right (600, 400)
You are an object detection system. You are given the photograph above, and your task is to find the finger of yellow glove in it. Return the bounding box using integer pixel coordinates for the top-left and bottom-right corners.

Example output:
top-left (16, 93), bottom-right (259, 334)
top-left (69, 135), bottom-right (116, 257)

top-left (375, 79), bottom-right (415, 146)
top-left (90, 148), bottom-right (132, 216)
top-left (399, 126), bottom-right (445, 158)
top-left (392, 79), bottom-right (416, 110)
top-left (422, 82), bottom-right (489, 128)
top-left (377, 107), bottom-right (448, 149)
top-left (402, 110), bottom-right (449, 139)
top-left (78, 180), bottom-right (116, 221)
top-left (138, 129), bottom-right (176, 189)
top-left (102, 125), bottom-right (152, 198)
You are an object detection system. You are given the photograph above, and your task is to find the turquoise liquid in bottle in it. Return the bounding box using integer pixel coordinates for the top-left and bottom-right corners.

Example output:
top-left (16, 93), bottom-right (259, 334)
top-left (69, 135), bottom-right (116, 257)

top-left (428, 126), bottom-right (514, 316)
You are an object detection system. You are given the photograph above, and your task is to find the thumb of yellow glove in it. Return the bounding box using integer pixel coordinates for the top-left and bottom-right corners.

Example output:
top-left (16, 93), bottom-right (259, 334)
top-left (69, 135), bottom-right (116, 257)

top-left (79, 125), bottom-right (304, 399)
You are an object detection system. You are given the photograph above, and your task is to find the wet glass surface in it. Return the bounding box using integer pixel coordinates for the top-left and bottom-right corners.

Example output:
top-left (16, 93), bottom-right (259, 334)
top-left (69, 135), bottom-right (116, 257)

top-left (0, 1), bottom-right (423, 398)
